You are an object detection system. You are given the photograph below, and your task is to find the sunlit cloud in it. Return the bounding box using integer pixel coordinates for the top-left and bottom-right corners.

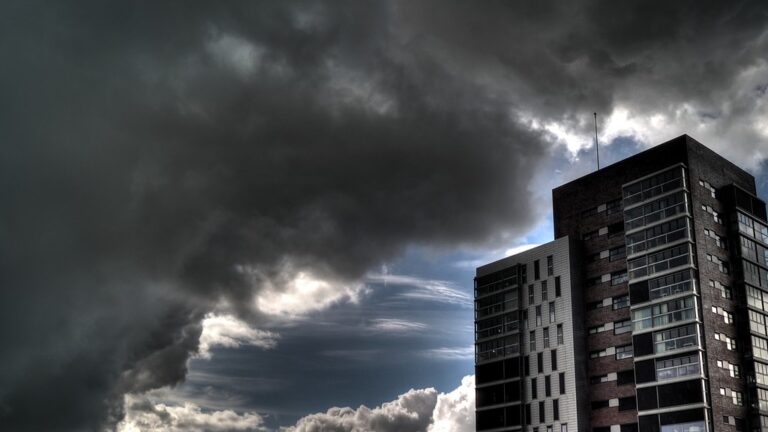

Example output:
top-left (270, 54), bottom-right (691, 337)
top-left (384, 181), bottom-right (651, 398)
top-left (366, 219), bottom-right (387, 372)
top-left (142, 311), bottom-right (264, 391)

top-left (197, 314), bottom-right (279, 360)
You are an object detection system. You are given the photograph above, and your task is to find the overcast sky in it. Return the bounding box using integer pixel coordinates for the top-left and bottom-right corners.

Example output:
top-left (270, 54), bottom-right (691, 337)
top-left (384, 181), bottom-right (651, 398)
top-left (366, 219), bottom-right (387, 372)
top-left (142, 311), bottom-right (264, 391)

top-left (1, 1), bottom-right (767, 431)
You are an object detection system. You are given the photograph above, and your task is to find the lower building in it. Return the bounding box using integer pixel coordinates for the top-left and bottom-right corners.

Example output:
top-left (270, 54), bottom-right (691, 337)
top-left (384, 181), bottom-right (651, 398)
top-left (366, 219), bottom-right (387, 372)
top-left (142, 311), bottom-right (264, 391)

top-left (475, 236), bottom-right (589, 432)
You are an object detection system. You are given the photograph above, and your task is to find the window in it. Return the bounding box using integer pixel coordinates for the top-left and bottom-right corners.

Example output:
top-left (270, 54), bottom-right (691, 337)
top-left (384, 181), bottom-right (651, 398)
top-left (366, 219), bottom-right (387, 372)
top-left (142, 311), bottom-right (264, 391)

top-left (531, 378), bottom-right (537, 399)
top-left (628, 244), bottom-right (691, 280)
top-left (654, 324), bottom-right (697, 354)
top-left (542, 280), bottom-right (548, 301)
top-left (618, 396), bottom-right (636, 411)
top-left (704, 228), bottom-right (726, 249)
top-left (702, 204), bottom-right (723, 224)
top-left (616, 344), bottom-right (633, 359)
top-left (733, 391), bottom-right (743, 406)
top-left (534, 260), bottom-right (540, 280)
top-left (699, 179), bottom-right (716, 198)
top-left (523, 310), bottom-right (528, 329)
top-left (656, 353), bottom-right (700, 381)
top-left (545, 375), bottom-right (551, 397)
top-left (709, 279), bottom-right (731, 299)
top-left (646, 269), bottom-right (694, 300)
top-left (613, 295), bottom-right (629, 310)
top-left (624, 189), bottom-right (688, 230)
top-left (549, 302), bottom-right (556, 323)
top-left (756, 362), bottom-right (768, 385)
top-left (525, 355), bottom-right (530, 376)
top-left (611, 271), bottom-right (628, 286)
top-left (610, 246), bottom-right (626, 262)
top-left (536, 306), bottom-right (542, 326)
top-left (591, 400), bottom-right (609, 409)
top-left (625, 217), bottom-right (690, 255)
top-left (706, 253), bottom-right (729, 274)
top-left (614, 319), bottom-right (631, 334)
top-left (553, 399), bottom-right (559, 421)
top-left (538, 352), bottom-right (543, 373)
top-left (559, 372), bottom-right (565, 394)
top-left (623, 166), bottom-right (685, 206)
top-left (561, 424), bottom-right (568, 432)
top-left (529, 285), bottom-right (534, 305)
top-left (557, 324), bottom-right (563, 345)
top-left (547, 255), bottom-right (554, 276)
top-left (526, 405), bottom-right (531, 424)
top-left (530, 330), bottom-right (536, 352)
top-left (632, 296), bottom-right (695, 331)
top-left (543, 327), bottom-right (550, 348)
top-left (539, 401), bottom-right (545, 423)
top-left (551, 349), bottom-right (557, 370)
top-left (555, 276), bottom-right (561, 297)
top-left (753, 335), bottom-right (768, 360)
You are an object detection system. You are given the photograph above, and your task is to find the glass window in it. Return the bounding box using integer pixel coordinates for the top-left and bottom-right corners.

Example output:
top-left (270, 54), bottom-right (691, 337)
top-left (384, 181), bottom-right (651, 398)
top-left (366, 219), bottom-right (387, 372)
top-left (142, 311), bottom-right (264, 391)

top-left (753, 335), bottom-right (768, 360)
top-left (656, 353), bottom-right (700, 381)
top-left (528, 284), bottom-right (534, 305)
top-left (534, 260), bottom-right (540, 280)
top-left (623, 166), bottom-right (685, 206)
top-left (551, 349), bottom-right (557, 371)
top-left (660, 422), bottom-right (705, 432)
top-left (610, 245), bottom-right (627, 262)
top-left (536, 305), bottom-right (542, 326)
top-left (555, 276), bottom-right (561, 297)
top-left (756, 362), bottom-right (768, 385)
top-left (530, 330), bottom-right (536, 352)
top-left (616, 344), bottom-right (633, 359)
top-left (613, 295), bottom-right (629, 310)
top-left (545, 375), bottom-right (551, 397)
top-left (557, 324), bottom-right (563, 345)
top-left (543, 327), bottom-right (550, 348)
top-left (549, 302), bottom-right (556, 323)
top-left (648, 269), bottom-right (694, 300)
top-left (547, 255), bottom-right (554, 276)
top-left (539, 401), bottom-right (545, 423)
top-left (633, 296), bottom-right (695, 331)
top-left (624, 190), bottom-right (688, 230)
top-left (531, 377), bottom-right (537, 399)
top-left (542, 280), bottom-right (548, 301)
top-left (538, 352), bottom-right (543, 373)
top-left (553, 399), bottom-right (559, 421)
top-left (626, 217), bottom-right (690, 255)
top-left (559, 372), bottom-right (565, 394)
top-left (628, 243), bottom-right (692, 280)
top-left (653, 324), bottom-right (698, 354)
top-left (614, 319), bottom-right (632, 334)
top-left (611, 271), bottom-right (629, 286)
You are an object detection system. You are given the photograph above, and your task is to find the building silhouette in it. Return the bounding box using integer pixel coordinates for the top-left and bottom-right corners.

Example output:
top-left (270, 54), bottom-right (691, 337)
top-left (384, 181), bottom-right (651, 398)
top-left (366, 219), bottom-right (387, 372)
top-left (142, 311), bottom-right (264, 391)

top-left (475, 135), bottom-right (768, 432)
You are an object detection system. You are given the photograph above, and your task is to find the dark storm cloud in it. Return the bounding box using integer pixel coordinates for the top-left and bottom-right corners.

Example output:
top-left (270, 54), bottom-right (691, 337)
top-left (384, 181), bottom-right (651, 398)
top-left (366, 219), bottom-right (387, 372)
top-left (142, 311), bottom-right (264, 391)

top-left (0, 1), bottom-right (766, 430)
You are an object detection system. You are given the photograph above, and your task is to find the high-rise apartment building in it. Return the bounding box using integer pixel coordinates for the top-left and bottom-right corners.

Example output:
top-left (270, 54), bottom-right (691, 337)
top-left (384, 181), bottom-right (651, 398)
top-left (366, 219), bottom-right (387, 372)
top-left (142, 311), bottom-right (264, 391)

top-left (475, 135), bottom-right (768, 432)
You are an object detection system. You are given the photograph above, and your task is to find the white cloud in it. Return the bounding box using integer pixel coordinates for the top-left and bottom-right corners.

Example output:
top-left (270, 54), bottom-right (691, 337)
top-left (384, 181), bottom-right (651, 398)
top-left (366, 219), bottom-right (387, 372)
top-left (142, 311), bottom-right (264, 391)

top-left (283, 387), bottom-right (438, 432)
top-left (197, 314), bottom-right (279, 359)
top-left (118, 395), bottom-right (267, 432)
top-left (369, 318), bottom-right (428, 334)
top-left (253, 270), bottom-right (367, 318)
top-left (428, 375), bottom-right (475, 432)
top-left (366, 274), bottom-right (471, 307)
top-left (282, 375), bottom-right (475, 432)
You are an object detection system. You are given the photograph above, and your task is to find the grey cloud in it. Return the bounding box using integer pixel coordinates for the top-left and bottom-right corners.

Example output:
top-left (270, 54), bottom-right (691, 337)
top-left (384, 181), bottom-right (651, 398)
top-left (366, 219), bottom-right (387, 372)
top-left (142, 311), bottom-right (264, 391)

top-left (0, 1), bottom-right (766, 430)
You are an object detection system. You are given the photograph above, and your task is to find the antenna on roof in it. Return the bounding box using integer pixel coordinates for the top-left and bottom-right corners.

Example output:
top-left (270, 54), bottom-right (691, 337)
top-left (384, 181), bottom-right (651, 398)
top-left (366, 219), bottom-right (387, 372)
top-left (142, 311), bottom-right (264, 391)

top-left (593, 112), bottom-right (600, 170)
